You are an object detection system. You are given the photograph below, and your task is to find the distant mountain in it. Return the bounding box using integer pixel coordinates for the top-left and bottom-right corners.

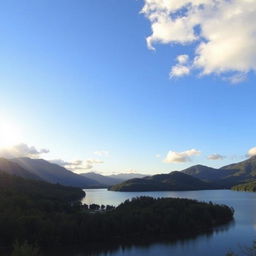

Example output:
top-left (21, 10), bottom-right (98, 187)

top-left (0, 158), bottom-right (40, 180)
top-left (110, 171), bottom-right (212, 191)
top-left (108, 173), bottom-right (146, 180)
top-left (182, 164), bottom-right (236, 182)
top-left (221, 156), bottom-right (256, 178)
top-left (80, 172), bottom-right (123, 186)
top-left (11, 158), bottom-right (101, 188)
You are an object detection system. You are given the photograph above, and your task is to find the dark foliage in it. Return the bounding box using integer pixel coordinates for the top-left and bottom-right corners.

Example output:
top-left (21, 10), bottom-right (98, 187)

top-left (110, 171), bottom-right (213, 191)
top-left (0, 172), bottom-right (233, 253)
top-left (232, 181), bottom-right (256, 192)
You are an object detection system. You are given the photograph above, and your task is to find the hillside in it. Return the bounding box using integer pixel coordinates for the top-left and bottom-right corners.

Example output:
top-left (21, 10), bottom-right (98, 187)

top-left (110, 171), bottom-right (213, 191)
top-left (0, 158), bottom-right (40, 180)
top-left (181, 157), bottom-right (256, 188)
top-left (110, 157), bottom-right (256, 192)
top-left (232, 181), bottom-right (256, 192)
top-left (11, 158), bottom-right (101, 188)
top-left (182, 164), bottom-right (235, 182)
top-left (0, 173), bottom-right (234, 250)
top-left (0, 171), bottom-right (85, 203)
top-left (80, 172), bottom-right (122, 186)
top-left (221, 156), bottom-right (256, 178)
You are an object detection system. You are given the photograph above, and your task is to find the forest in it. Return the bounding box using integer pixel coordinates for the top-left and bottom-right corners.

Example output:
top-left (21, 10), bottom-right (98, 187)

top-left (0, 172), bottom-right (234, 255)
top-left (232, 181), bottom-right (256, 192)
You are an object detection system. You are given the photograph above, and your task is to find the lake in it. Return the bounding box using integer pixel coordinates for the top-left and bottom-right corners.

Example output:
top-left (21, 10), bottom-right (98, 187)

top-left (76, 189), bottom-right (256, 256)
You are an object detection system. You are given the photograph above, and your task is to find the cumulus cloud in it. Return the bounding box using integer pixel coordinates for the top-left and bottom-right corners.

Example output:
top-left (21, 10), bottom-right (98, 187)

top-left (170, 64), bottom-right (190, 77)
top-left (142, 0), bottom-right (256, 81)
top-left (164, 149), bottom-right (201, 163)
top-left (177, 55), bottom-right (189, 65)
top-left (207, 153), bottom-right (225, 160)
top-left (248, 147), bottom-right (256, 157)
top-left (0, 143), bottom-right (49, 159)
top-left (51, 158), bottom-right (104, 172)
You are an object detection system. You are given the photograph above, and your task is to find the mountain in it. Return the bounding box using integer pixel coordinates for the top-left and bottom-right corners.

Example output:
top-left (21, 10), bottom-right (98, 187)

top-left (11, 158), bottom-right (101, 188)
top-left (110, 171), bottom-right (212, 191)
top-left (221, 156), bottom-right (256, 178)
top-left (182, 164), bottom-right (236, 182)
top-left (0, 158), bottom-right (40, 180)
top-left (80, 172), bottom-right (123, 186)
top-left (108, 173), bottom-right (146, 180)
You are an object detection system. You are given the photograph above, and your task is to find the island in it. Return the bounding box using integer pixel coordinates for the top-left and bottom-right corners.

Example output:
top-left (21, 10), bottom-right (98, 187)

top-left (0, 171), bottom-right (234, 255)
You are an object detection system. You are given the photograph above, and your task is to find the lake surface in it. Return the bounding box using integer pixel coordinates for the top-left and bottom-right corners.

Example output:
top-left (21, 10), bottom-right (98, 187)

top-left (78, 189), bottom-right (256, 256)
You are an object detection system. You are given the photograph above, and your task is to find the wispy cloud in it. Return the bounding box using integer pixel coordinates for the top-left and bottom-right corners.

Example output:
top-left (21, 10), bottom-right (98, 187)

top-left (164, 149), bottom-right (201, 163)
top-left (0, 143), bottom-right (49, 159)
top-left (51, 158), bottom-right (104, 172)
top-left (207, 153), bottom-right (225, 160)
top-left (142, 0), bottom-right (256, 82)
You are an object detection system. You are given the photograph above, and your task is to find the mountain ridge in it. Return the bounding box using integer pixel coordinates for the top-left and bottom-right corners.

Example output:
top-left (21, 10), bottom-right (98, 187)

top-left (110, 156), bottom-right (256, 191)
top-left (11, 157), bottom-right (101, 188)
top-left (110, 171), bottom-right (213, 191)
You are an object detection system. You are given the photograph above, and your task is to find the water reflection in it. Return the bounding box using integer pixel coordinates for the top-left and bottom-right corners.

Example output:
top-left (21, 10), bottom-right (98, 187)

top-left (78, 189), bottom-right (256, 256)
top-left (46, 220), bottom-right (234, 256)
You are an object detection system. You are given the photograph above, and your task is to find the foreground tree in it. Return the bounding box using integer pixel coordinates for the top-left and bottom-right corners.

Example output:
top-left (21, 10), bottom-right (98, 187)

top-left (11, 241), bottom-right (40, 256)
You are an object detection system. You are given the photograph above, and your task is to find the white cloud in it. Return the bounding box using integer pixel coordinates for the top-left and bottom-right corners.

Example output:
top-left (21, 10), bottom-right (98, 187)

top-left (94, 151), bottom-right (109, 157)
top-left (177, 55), bottom-right (189, 65)
top-left (207, 153), bottom-right (225, 160)
top-left (248, 147), bottom-right (256, 157)
top-left (0, 143), bottom-right (49, 159)
top-left (142, 0), bottom-right (256, 81)
top-left (164, 149), bottom-right (201, 163)
top-left (155, 154), bottom-right (161, 158)
top-left (170, 64), bottom-right (190, 77)
top-left (51, 158), bottom-right (104, 172)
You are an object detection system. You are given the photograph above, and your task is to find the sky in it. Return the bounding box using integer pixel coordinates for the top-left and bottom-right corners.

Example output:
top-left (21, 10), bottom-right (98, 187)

top-left (0, 0), bottom-right (256, 175)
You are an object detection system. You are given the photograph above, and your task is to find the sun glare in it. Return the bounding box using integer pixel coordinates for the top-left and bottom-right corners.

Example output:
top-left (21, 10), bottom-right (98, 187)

top-left (0, 121), bottom-right (21, 148)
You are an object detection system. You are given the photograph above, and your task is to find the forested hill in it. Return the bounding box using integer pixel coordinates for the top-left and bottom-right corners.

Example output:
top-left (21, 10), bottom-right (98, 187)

top-left (110, 171), bottom-right (213, 191)
top-left (232, 181), bottom-right (256, 192)
top-left (0, 158), bottom-right (40, 180)
top-left (0, 171), bottom-right (234, 252)
top-left (110, 156), bottom-right (256, 192)
top-left (221, 155), bottom-right (256, 177)
top-left (0, 171), bottom-right (85, 204)
top-left (182, 164), bottom-right (235, 181)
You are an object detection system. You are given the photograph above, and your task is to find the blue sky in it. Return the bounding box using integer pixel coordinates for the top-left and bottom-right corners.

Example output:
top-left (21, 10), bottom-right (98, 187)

top-left (0, 0), bottom-right (256, 174)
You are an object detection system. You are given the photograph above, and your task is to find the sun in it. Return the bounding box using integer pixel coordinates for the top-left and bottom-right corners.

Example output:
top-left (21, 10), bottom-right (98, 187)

top-left (0, 121), bottom-right (22, 148)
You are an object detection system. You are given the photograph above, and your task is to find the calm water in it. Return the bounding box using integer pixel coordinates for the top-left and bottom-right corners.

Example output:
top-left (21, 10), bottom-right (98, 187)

top-left (78, 189), bottom-right (256, 256)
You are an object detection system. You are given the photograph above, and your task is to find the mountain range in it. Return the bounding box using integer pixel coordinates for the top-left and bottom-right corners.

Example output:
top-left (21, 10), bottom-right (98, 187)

top-left (80, 172), bottom-right (146, 186)
top-left (110, 156), bottom-right (256, 191)
top-left (0, 156), bottom-right (256, 191)
top-left (110, 171), bottom-right (212, 191)
top-left (0, 157), bottom-right (146, 188)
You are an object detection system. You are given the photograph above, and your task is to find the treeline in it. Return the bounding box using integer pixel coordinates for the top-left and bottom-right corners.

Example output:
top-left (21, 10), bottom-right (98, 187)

top-left (232, 181), bottom-right (256, 192)
top-left (0, 172), bottom-right (234, 253)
